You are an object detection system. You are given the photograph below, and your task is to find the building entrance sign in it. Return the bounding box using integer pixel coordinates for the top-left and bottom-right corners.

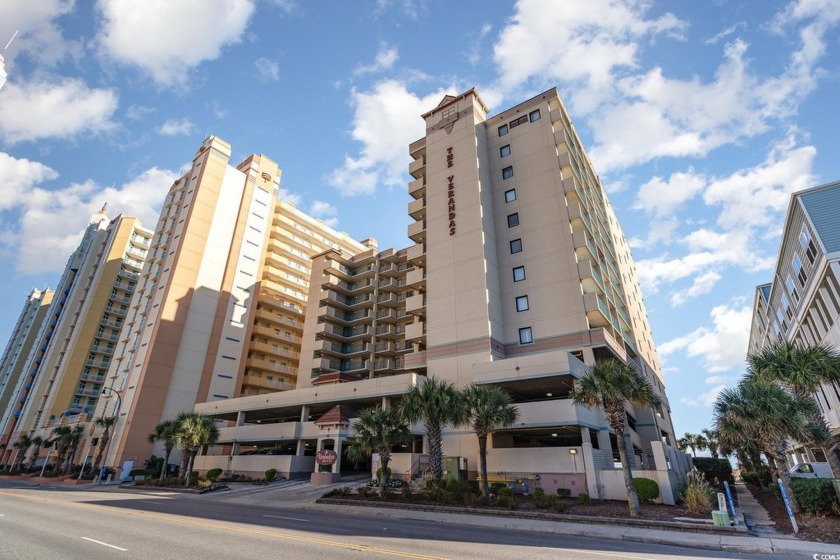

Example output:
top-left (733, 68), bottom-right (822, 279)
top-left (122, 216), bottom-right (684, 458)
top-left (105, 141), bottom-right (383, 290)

top-left (316, 449), bottom-right (337, 465)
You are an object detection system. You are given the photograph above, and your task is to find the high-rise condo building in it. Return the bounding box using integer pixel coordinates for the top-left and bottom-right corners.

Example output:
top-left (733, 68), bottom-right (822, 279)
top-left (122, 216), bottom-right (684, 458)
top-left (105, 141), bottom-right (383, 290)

top-left (99, 137), bottom-right (368, 471)
top-left (0, 288), bottom-right (54, 460)
top-left (194, 88), bottom-right (681, 501)
top-left (0, 209), bottom-right (151, 466)
top-left (748, 180), bottom-right (840, 460)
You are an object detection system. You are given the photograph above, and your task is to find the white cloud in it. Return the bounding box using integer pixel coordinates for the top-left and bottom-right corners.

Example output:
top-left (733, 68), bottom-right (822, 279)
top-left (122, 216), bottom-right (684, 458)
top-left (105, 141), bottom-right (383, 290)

top-left (354, 46), bottom-right (399, 75)
top-left (157, 118), bottom-right (197, 137)
top-left (96, 0), bottom-right (255, 86)
top-left (0, 79), bottom-right (118, 143)
top-left (0, 152), bottom-right (59, 211)
top-left (278, 188), bottom-right (302, 207)
top-left (680, 384), bottom-right (726, 408)
top-left (125, 104), bottom-right (155, 120)
top-left (492, 0), bottom-right (685, 114)
top-left (659, 302), bottom-right (752, 373)
top-left (10, 167), bottom-right (177, 274)
top-left (634, 170), bottom-right (705, 218)
top-left (670, 271), bottom-right (721, 307)
top-left (255, 57), bottom-right (280, 82)
top-left (308, 201), bottom-right (339, 228)
top-left (328, 80), bottom-right (451, 196)
top-left (0, 0), bottom-right (80, 67)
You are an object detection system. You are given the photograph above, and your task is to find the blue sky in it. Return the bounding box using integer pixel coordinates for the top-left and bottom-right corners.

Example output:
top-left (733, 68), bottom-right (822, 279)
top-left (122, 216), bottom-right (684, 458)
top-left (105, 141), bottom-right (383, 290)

top-left (1, 0), bottom-right (839, 440)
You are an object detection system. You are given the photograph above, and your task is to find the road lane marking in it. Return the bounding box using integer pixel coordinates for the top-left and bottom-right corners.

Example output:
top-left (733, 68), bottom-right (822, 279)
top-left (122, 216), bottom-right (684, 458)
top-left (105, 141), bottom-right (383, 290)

top-left (0, 491), bottom-right (447, 560)
top-left (263, 515), bottom-right (307, 522)
top-left (138, 501), bottom-right (159, 505)
top-left (81, 537), bottom-right (127, 551)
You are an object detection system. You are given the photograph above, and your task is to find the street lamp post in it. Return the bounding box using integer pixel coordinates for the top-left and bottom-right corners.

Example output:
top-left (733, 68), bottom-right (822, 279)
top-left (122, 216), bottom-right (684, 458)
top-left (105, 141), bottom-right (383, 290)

top-left (96, 386), bottom-right (123, 482)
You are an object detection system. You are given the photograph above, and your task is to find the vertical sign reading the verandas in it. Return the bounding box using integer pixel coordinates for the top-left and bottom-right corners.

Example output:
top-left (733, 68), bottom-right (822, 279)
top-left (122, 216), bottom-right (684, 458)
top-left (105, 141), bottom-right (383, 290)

top-left (447, 147), bottom-right (455, 235)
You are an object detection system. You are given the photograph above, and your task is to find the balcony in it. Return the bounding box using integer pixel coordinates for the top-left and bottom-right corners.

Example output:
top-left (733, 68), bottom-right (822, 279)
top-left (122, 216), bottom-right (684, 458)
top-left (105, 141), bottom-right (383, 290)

top-left (251, 324), bottom-right (302, 345)
top-left (408, 220), bottom-right (426, 243)
top-left (408, 156), bottom-right (425, 179)
top-left (583, 293), bottom-right (611, 329)
top-left (249, 341), bottom-right (300, 361)
top-left (408, 177), bottom-right (426, 199)
top-left (578, 260), bottom-right (605, 295)
top-left (245, 356), bottom-right (298, 377)
top-left (408, 198), bottom-right (426, 220)
top-left (242, 374), bottom-right (295, 392)
top-left (405, 321), bottom-right (426, 342)
top-left (85, 359), bottom-right (112, 369)
top-left (405, 293), bottom-right (425, 316)
top-left (406, 244), bottom-right (425, 267)
top-left (406, 267), bottom-right (425, 289)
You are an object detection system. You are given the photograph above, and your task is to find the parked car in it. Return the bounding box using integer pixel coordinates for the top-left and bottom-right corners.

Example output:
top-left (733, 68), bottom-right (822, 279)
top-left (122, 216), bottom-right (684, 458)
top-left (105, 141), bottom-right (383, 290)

top-left (788, 462), bottom-right (833, 478)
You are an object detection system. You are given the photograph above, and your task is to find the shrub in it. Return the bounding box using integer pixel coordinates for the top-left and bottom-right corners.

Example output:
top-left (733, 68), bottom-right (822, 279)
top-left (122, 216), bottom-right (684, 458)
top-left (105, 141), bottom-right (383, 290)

top-left (496, 486), bottom-right (515, 508)
top-left (741, 467), bottom-right (772, 488)
top-left (401, 486), bottom-right (413, 500)
top-left (189, 471), bottom-right (199, 486)
top-left (634, 477), bottom-right (660, 504)
top-left (265, 468), bottom-right (277, 482)
top-left (197, 479), bottom-right (212, 489)
top-left (552, 495), bottom-right (568, 512)
top-left (489, 482), bottom-right (507, 496)
top-left (681, 470), bottom-right (714, 515)
top-left (376, 467), bottom-right (392, 481)
top-left (556, 488), bottom-right (571, 498)
top-left (692, 457), bottom-right (734, 485)
top-left (129, 469), bottom-right (148, 477)
top-left (206, 468), bottom-right (223, 482)
top-left (533, 488), bottom-right (551, 509)
top-left (323, 486), bottom-right (352, 498)
top-left (357, 485), bottom-right (371, 498)
top-left (578, 492), bottom-right (591, 505)
top-left (790, 478), bottom-right (838, 515)
top-left (442, 479), bottom-right (475, 499)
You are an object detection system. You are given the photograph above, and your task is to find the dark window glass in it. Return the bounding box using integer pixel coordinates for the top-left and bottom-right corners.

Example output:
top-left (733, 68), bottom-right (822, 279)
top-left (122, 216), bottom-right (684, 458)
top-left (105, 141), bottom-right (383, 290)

top-left (529, 109), bottom-right (541, 122)
top-left (518, 327), bottom-right (533, 344)
top-left (516, 295), bottom-right (529, 312)
top-left (502, 166), bottom-right (513, 180)
top-left (507, 213), bottom-right (519, 228)
top-left (510, 239), bottom-right (522, 254)
top-left (498, 124), bottom-right (508, 137)
top-left (500, 145), bottom-right (511, 157)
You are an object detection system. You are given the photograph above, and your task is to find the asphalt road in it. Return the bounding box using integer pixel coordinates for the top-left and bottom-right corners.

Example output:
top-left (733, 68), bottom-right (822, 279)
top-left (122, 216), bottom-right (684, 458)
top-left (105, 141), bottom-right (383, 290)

top-left (0, 482), bottom-right (785, 560)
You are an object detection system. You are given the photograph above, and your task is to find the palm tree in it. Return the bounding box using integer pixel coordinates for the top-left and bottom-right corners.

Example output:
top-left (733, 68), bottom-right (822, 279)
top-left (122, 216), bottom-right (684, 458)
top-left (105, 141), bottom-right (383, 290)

top-left (459, 384), bottom-right (519, 499)
top-left (51, 427), bottom-right (72, 473)
top-left (399, 377), bottom-right (462, 486)
top-left (92, 416), bottom-right (117, 471)
top-left (713, 374), bottom-right (821, 513)
top-left (749, 341), bottom-right (840, 477)
top-left (12, 435), bottom-right (33, 472)
top-left (680, 432), bottom-right (708, 458)
top-left (29, 436), bottom-right (46, 469)
top-left (702, 429), bottom-right (720, 459)
top-left (346, 406), bottom-right (411, 496)
top-left (571, 359), bottom-right (660, 517)
top-left (61, 426), bottom-right (85, 474)
top-left (148, 420), bottom-right (179, 481)
top-left (174, 413), bottom-right (220, 487)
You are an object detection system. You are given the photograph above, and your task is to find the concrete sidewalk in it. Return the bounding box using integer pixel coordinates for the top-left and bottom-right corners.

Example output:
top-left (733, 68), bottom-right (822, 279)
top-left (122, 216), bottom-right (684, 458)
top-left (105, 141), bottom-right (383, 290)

top-left (302, 500), bottom-right (840, 556)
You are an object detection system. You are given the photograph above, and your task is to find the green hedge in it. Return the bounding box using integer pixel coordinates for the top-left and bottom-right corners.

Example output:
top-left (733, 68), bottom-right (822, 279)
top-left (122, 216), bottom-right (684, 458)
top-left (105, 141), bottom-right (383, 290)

top-left (741, 468), bottom-right (772, 487)
top-left (790, 478), bottom-right (838, 515)
top-left (206, 468), bottom-right (223, 482)
top-left (634, 477), bottom-right (660, 503)
top-left (692, 457), bottom-right (734, 485)
top-left (265, 468), bottom-right (277, 482)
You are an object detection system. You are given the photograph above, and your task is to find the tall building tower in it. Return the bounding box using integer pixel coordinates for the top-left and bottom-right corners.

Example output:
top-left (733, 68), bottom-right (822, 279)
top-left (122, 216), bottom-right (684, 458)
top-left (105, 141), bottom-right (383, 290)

top-left (405, 88), bottom-right (673, 465)
top-left (0, 208), bottom-right (113, 464)
top-left (101, 137), bottom-right (368, 470)
top-left (16, 216), bottom-right (152, 446)
top-left (0, 289), bottom-right (54, 444)
top-left (748, 180), bottom-right (840, 447)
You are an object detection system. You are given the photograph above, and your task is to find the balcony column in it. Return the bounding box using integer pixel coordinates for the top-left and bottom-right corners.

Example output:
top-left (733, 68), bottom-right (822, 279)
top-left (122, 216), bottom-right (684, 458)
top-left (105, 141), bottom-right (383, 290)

top-left (299, 405), bottom-right (310, 422)
top-left (331, 438), bottom-right (343, 474)
top-left (236, 411), bottom-right (245, 427)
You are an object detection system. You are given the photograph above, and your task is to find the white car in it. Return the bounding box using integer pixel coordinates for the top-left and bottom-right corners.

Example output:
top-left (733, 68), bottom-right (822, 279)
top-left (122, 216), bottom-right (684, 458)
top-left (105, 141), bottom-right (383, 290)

top-left (788, 462), bottom-right (833, 478)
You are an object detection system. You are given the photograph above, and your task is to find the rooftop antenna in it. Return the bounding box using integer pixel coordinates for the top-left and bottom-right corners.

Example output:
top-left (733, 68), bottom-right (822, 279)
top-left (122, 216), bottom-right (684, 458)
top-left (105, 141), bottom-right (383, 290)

top-left (1, 30), bottom-right (18, 58)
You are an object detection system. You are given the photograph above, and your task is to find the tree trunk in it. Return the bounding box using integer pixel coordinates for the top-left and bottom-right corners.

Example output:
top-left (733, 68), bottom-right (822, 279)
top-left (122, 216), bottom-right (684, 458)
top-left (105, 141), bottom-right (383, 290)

top-left (379, 454), bottom-right (389, 497)
top-left (161, 446), bottom-right (172, 481)
top-left (93, 428), bottom-right (110, 470)
top-left (767, 449), bottom-right (799, 514)
top-left (478, 433), bottom-right (489, 499)
top-left (184, 448), bottom-right (196, 488)
top-left (179, 446), bottom-right (190, 482)
top-left (616, 427), bottom-right (641, 516)
top-left (824, 444), bottom-right (840, 479)
top-left (428, 423), bottom-right (443, 485)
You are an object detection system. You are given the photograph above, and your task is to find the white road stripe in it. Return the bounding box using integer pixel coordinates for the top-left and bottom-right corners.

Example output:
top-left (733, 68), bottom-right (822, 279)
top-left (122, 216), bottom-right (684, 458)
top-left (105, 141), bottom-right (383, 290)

top-left (138, 501), bottom-right (159, 504)
top-left (81, 537), bottom-right (127, 551)
top-left (263, 515), bottom-right (307, 522)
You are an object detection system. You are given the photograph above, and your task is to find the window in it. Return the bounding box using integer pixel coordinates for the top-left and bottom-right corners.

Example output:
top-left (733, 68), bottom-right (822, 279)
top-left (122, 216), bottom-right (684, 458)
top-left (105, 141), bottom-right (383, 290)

top-left (498, 124), bottom-right (508, 137)
top-left (500, 145), bottom-right (511, 157)
top-left (518, 327), bottom-right (533, 344)
top-left (516, 295), bottom-right (529, 312)
top-left (509, 115), bottom-right (527, 129)
top-left (513, 266), bottom-right (526, 282)
top-left (502, 166), bottom-right (514, 180)
top-left (529, 109), bottom-right (541, 122)
top-left (505, 189), bottom-right (516, 203)
top-left (787, 275), bottom-right (798, 302)
top-left (507, 213), bottom-right (519, 228)
top-left (800, 225), bottom-right (811, 249)
top-left (792, 253), bottom-right (802, 274)
top-left (510, 239), bottom-right (522, 254)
